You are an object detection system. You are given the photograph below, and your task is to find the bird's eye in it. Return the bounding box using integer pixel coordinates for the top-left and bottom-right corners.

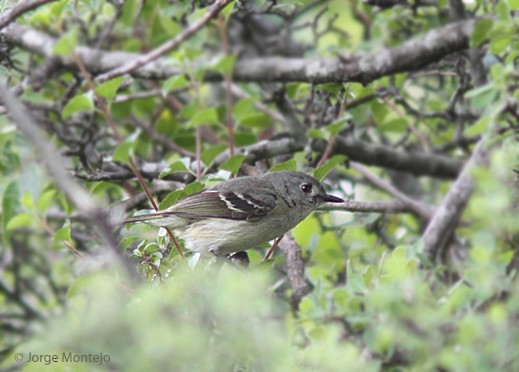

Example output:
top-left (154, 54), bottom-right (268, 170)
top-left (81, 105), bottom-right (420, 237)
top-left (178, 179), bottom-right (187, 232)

top-left (300, 183), bottom-right (312, 193)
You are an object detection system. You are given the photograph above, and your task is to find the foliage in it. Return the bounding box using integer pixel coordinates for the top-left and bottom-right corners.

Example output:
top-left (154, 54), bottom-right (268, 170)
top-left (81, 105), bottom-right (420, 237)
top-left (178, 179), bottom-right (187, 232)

top-left (1, 0), bottom-right (518, 371)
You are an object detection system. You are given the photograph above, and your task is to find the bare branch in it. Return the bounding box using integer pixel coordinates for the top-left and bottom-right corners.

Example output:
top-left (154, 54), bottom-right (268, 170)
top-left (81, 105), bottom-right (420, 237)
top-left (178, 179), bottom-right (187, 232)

top-left (350, 162), bottom-right (435, 220)
top-left (0, 0), bottom-right (56, 30)
top-left (228, 20), bottom-right (475, 84)
top-left (278, 233), bottom-right (310, 311)
top-left (314, 136), bottom-right (465, 179)
top-left (213, 137), bottom-right (303, 168)
top-left (96, 0), bottom-right (234, 82)
top-left (319, 199), bottom-right (415, 214)
top-left (422, 137), bottom-right (493, 261)
top-left (0, 80), bottom-right (137, 280)
top-left (3, 20), bottom-right (475, 84)
top-left (1, 23), bottom-right (181, 79)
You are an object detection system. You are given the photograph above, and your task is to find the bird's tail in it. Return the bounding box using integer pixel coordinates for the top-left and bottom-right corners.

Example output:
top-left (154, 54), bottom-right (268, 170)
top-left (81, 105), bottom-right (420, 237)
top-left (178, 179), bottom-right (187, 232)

top-left (123, 211), bottom-right (184, 228)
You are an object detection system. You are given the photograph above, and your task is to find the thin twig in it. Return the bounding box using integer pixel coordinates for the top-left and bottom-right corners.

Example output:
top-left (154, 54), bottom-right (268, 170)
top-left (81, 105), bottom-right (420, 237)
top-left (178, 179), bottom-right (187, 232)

top-left (196, 126), bottom-right (202, 182)
top-left (319, 199), bottom-right (414, 214)
top-left (130, 115), bottom-right (195, 158)
top-left (0, 0), bottom-right (56, 30)
top-left (72, 53), bottom-right (184, 258)
top-left (96, 0), bottom-right (233, 82)
top-left (230, 84), bottom-right (287, 125)
top-left (350, 162), bottom-right (435, 220)
top-left (264, 236), bottom-right (283, 261)
top-left (218, 14), bottom-right (235, 158)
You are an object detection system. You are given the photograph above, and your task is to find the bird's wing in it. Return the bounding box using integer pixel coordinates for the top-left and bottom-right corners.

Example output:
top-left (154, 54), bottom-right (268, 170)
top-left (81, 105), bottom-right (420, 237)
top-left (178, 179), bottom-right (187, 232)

top-left (170, 187), bottom-right (277, 221)
top-left (124, 177), bottom-right (278, 225)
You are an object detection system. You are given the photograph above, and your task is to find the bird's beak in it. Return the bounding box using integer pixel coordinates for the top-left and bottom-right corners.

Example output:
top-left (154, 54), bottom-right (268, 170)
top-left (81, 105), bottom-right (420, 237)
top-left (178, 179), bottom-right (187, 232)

top-left (322, 194), bottom-right (344, 203)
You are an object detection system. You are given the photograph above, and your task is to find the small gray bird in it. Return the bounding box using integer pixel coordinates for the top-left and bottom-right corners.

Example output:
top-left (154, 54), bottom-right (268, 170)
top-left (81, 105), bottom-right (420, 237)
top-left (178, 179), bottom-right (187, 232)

top-left (124, 171), bottom-right (343, 255)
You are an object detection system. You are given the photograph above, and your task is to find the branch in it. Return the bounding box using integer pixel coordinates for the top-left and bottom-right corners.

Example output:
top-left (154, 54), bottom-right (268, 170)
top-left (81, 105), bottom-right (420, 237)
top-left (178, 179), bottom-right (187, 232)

top-left (315, 136), bottom-right (465, 179)
top-left (0, 81), bottom-right (137, 280)
top-left (1, 23), bottom-right (181, 79)
top-left (422, 137), bottom-right (492, 261)
top-left (278, 233), bottom-right (310, 311)
top-left (0, 0), bottom-right (56, 30)
top-left (213, 137), bottom-right (303, 168)
top-left (350, 162), bottom-right (435, 219)
top-left (3, 20), bottom-right (475, 84)
top-left (96, 0), bottom-right (233, 82)
top-left (319, 199), bottom-right (415, 214)
top-left (228, 20), bottom-right (475, 84)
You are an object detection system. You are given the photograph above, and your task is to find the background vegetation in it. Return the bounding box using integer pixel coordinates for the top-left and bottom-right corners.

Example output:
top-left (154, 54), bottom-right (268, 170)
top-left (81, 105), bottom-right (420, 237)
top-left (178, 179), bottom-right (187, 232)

top-left (1, 0), bottom-right (518, 370)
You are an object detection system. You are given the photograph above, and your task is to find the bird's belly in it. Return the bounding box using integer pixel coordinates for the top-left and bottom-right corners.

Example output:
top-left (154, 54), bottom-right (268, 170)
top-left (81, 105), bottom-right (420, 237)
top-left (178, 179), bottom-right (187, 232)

top-left (177, 217), bottom-right (295, 255)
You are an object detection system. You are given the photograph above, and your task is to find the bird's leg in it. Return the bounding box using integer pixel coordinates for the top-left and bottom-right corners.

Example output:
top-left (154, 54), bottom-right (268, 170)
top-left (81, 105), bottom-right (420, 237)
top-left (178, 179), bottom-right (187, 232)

top-left (263, 236), bottom-right (284, 261)
top-left (211, 248), bottom-right (250, 269)
top-left (226, 251), bottom-right (250, 268)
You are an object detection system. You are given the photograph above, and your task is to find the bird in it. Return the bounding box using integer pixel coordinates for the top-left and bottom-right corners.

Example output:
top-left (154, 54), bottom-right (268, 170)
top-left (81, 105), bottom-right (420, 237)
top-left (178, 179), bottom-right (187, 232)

top-left (123, 171), bottom-right (344, 256)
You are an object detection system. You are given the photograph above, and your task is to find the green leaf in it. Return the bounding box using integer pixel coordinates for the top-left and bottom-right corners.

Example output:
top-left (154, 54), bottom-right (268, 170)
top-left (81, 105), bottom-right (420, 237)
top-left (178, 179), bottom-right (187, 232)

top-left (112, 141), bottom-right (134, 163)
top-left (489, 34), bottom-right (512, 55)
top-left (53, 220), bottom-right (72, 249)
top-left (233, 98), bottom-right (255, 121)
top-left (188, 107), bottom-right (219, 128)
top-left (53, 28), bottom-right (78, 56)
top-left (320, 83), bottom-right (344, 95)
top-left (269, 159), bottom-right (297, 172)
top-left (159, 159), bottom-right (191, 178)
top-left (201, 144), bottom-right (227, 166)
top-left (121, 0), bottom-right (140, 26)
top-left (470, 19), bottom-right (493, 48)
top-left (326, 114), bottom-right (351, 136)
top-left (345, 261), bottom-right (366, 293)
top-left (308, 128), bottom-right (329, 140)
top-left (220, 154), bottom-right (246, 174)
top-left (2, 181), bottom-right (19, 244)
top-left (221, 0), bottom-right (236, 19)
top-left (234, 132), bottom-right (258, 146)
top-left (466, 117), bottom-right (490, 136)
top-left (96, 77), bottom-right (124, 102)
top-left (210, 55), bottom-right (236, 76)
top-left (113, 130), bottom-right (140, 163)
top-left (120, 236), bottom-right (138, 251)
top-left (159, 189), bottom-right (185, 210)
top-left (159, 182), bottom-right (205, 210)
top-left (21, 192), bottom-right (34, 210)
top-left (381, 118), bottom-right (408, 133)
top-left (465, 84), bottom-right (498, 110)
top-left (6, 213), bottom-right (32, 231)
top-left (314, 155), bottom-right (347, 181)
top-left (183, 181), bottom-right (205, 195)
top-left (239, 114), bottom-right (273, 129)
top-left (162, 75), bottom-right (189, 96)
top-left (510, 0), bottom-right (519, 10)
top-left (37, 189), bottom-right (57, 213)
top-left (62, 94), bottom-right (94, 118)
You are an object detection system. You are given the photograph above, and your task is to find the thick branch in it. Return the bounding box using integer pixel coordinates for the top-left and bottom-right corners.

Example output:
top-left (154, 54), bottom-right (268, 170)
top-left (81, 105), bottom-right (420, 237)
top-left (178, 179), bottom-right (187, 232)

top-left (1, 24), bottom-right (181, 79)
top-left (315, 136), bottom-right (465, 179)
top-left (0, 81), bottom-right (136, 280)
top-left (3, 20), bottom-right (475, 84)
top-left (422, 137), bottom-right (491, 261)
top-left (213, 137), bottom-right (304, 168)
top-left (228, 20), bottom-right (475, 84)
